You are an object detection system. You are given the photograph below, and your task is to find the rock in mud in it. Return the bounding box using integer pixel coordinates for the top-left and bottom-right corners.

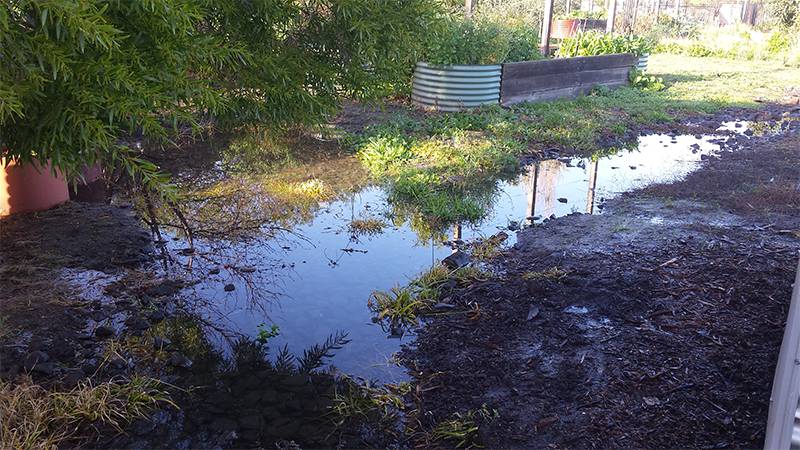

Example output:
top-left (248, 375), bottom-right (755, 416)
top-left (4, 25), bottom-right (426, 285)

top-left (23, 350), bottom-right (55, 374)
top-left (442, 250), bottom-right (471, 269)
top-left (224, 283), bottom-right (236, 292)
top-left (145, 279), bottom-right (183, 297)
top-left (168, 352), bottom-right (193, 369)
top-left (527, 305), bottom-right (540, 320)
top-left (148, 309), bottom-right (166, 322)
top-left (94, 325), bottom-right (115, 339)
top-left (557, 198), bottom-right (568, 203)
top-left (61, 368), bottom-right (86, 388)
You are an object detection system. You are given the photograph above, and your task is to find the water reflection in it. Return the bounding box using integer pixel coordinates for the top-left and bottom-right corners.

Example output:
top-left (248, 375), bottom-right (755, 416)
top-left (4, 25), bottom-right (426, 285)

top-left (155, 131), bottom-right (728, 383)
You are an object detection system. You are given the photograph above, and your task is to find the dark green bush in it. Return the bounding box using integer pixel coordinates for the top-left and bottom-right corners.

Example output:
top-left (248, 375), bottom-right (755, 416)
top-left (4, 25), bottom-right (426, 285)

top-left (0, 0), bottom-right (439, 188)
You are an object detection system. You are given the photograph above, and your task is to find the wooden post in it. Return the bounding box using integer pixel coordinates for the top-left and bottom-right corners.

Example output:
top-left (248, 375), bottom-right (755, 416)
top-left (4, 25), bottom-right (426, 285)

top-left (540, 0), bottom-right (555, 56)
top-left (566, 0), bottom-right (572, 14)
top-left (465, 0), bottom-right (475, 17)
top-left (606, 0), bottom-right (617, 33)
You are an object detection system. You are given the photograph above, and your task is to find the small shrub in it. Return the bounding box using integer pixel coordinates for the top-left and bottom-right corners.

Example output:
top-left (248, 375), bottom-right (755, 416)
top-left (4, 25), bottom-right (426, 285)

top-left (424, 16), bottom-right (541, 65)
top-left (629, 69), bottom-right (665, 91)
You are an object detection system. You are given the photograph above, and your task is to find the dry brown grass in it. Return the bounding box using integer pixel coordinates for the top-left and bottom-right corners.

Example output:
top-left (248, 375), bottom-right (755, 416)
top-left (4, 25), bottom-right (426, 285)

top-left (0, 375), bottom-right (173, 449)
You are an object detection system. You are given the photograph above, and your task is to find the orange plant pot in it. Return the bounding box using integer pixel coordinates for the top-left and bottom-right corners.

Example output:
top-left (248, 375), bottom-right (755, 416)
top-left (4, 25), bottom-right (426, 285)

top-left (1, 159), bottom-right (70, 216)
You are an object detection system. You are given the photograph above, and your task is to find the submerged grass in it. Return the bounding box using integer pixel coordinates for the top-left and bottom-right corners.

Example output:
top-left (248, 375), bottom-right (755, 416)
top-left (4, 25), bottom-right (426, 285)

top-left (0, 375), bottom-right (172, 449)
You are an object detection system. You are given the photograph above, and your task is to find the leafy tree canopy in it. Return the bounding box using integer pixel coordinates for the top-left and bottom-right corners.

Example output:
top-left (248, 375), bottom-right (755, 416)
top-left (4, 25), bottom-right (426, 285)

top-left (0, 0), bottom-right (439, 190)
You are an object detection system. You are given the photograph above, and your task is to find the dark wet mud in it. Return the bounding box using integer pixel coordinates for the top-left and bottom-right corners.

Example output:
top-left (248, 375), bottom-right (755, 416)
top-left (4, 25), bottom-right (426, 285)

top-left (400, 119), bottom-right (800, 449)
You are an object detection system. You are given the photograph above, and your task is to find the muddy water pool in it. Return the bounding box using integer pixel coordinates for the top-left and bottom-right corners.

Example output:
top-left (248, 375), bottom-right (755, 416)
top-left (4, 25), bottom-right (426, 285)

top-left (166, 131), bottom-right (731, 382)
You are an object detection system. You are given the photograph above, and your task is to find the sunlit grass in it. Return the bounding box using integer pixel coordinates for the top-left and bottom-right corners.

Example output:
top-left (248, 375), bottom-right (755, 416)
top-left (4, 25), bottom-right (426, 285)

top-left (0, 375), bottom-right (173, 449)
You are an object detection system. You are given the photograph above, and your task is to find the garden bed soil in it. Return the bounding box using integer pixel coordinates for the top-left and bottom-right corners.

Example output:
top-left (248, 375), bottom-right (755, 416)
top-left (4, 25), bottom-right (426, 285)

top-left (401, 127), bottom-right (800, 448)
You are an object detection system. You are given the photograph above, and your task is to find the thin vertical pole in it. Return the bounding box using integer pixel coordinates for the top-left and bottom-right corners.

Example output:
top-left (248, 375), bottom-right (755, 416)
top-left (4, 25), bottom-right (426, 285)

top-left (541, 0), bottom-right (555, 56)
top-left (465, 0), bottom-right (475, 17)
top-left (606, 0), bottom-right (617, 33)
top-left (566, 0), bottom-right (572, 15)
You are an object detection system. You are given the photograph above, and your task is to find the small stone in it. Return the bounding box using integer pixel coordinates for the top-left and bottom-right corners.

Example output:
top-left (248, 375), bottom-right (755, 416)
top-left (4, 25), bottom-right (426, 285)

top-left (557, 197), bottom-right (568, 203)
top-left (224, 284), bottom-right (236, 292)
top-left (94, 325), bottom-right (114, 339)
top-left (527, 305), bottom-right (540, 321)
top-left (145, 280), bottom-right (182, 297)
top-left (442, 250), bottom-right (471, 269)
top-left (126, 316), bottom-right (150, 331)
top-left (61, 368), bottom-right (86, 388)
top-left (643, 396), bottom-right (660, 406)
top-left (110, 357), bottom-right (128, 370)
top-left (168, 352), bottom-right (193, 369)
top-left (153, 337), bottom-right (172, 350)
top-left (210, 417), bottom-right (238, 432)
top-left (629, 165), bottom-right (637, 170)
top-left (208, 268), bottom-right (221, 275)
top-left (24, 351), bottom-right (55, 375)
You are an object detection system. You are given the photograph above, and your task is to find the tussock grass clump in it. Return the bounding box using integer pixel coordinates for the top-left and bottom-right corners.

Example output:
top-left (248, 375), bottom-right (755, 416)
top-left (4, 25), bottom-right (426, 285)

top-left (0, 375), bottom-right (173, 449)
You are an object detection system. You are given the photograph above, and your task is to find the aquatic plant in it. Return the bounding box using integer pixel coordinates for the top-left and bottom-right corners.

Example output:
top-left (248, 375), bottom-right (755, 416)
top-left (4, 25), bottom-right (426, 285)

top-left (369, 266), bottom-right (490, 333)
top-left (256, 323), bottom-right (281, 345)
top-left (368, 286), bottom-right (427, 330)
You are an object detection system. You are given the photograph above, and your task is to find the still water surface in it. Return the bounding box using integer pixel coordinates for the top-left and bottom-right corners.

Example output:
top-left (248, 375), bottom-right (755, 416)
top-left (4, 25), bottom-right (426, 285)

top-left (168, 132), bottom-right (728, 382)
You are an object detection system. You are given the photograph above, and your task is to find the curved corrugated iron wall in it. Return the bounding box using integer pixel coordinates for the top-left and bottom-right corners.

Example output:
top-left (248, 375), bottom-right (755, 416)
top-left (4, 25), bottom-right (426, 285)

top-left (637, 54), bottom-right (649, 72)
top-left (412, 62), bottom-right (501, 112)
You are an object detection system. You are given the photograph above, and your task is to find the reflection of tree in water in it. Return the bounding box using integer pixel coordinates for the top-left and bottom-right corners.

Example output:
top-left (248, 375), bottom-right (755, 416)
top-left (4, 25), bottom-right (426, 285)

top-left (127, 130), bottom-right (373, 322)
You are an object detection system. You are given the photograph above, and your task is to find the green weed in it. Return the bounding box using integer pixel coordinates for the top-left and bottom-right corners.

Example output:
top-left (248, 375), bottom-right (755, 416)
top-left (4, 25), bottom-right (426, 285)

top-left (431, 404), bottom-right (499, 449)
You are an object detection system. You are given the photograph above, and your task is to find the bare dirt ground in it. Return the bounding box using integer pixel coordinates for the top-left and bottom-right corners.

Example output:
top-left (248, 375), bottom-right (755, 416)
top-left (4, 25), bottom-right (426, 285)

top-left (401, 121), bottom-right (800, 448)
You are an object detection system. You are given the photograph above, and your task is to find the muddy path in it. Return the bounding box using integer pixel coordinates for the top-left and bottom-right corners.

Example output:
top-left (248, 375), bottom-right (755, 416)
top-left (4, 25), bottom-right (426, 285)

top-left (400, 126), bottom-right (800, 448)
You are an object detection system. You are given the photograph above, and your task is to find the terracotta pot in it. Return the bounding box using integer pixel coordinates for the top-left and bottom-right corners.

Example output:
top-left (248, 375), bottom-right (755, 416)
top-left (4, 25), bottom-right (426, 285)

top-left (1, 159), bottom-right (70, 216)
top-left (551, 19), bottom-right (580, 39)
